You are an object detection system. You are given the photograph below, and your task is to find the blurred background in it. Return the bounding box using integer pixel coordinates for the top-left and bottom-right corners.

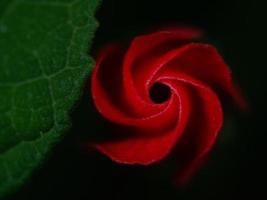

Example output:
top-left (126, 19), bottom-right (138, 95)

top-left (8, 0), bottom-right (267, 199)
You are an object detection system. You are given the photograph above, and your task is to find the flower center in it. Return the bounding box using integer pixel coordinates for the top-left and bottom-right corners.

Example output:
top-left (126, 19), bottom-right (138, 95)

top-left (149, 82), bottom-right (171, 104)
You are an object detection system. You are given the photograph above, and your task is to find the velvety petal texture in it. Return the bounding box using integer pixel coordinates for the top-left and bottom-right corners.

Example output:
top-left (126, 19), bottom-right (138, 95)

top-left (90, 27), bottom-right (245, 184)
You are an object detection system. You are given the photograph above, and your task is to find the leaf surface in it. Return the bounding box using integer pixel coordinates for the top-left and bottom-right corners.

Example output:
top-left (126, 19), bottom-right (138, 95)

top-left (0, 0), bottom-right (99, 197)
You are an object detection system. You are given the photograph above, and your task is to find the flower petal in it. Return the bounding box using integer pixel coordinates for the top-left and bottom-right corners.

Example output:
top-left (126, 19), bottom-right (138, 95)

top-left (157, 43), bottom-right (247, 109)
top-left (122, 27), bottom-right (203, 115)
top-left (94, 83), bottom-right (191, 164)
top-left (157, 71), bottom-right (223, 185)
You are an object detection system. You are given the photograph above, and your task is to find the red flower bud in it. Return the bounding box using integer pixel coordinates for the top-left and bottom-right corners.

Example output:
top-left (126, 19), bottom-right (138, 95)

top-left (90, 27), bottom-right (246, 185)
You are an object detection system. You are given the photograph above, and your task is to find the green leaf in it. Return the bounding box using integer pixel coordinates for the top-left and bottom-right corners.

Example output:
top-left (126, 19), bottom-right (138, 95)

top-left (0, 0), bottom-right (100, 197)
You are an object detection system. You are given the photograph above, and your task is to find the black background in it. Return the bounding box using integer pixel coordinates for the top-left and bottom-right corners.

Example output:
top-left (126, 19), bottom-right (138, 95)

top-left (8, 0), bottom-right (267, 199)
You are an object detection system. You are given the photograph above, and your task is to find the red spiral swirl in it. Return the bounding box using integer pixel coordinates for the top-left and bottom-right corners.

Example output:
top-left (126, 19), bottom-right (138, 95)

top-left (91, 27), bottom-right (246, 184)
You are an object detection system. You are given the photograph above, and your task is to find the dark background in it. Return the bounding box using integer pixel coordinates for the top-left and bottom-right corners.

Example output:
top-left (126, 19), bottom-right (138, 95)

top-left (8, 0), bottom-right (267, 199)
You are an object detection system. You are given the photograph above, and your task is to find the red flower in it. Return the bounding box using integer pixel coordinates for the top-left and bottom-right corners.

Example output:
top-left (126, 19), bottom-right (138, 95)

top-left (90, 27), bottom-right (246, 185)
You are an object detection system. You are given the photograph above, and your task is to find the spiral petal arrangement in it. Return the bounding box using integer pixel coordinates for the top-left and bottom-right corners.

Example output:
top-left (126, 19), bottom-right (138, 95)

top-left (91, 27), bottom-right (245, 183)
